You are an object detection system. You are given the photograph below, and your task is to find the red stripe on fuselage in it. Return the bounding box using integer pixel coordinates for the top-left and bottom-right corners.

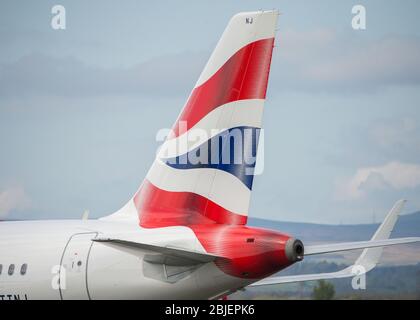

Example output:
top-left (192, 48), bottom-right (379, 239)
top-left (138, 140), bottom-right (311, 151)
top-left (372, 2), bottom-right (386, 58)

top-left (171, 38), bottom-right (274, 138)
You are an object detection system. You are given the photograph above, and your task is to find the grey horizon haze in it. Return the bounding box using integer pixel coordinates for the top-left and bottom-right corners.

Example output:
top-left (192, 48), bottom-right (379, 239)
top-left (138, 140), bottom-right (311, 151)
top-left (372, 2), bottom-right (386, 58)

top-left (1, 0), bottom-right (420, 224)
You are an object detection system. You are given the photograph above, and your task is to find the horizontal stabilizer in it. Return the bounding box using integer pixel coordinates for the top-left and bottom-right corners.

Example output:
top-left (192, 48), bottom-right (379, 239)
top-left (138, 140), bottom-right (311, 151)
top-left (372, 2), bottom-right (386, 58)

top-left (250, 199), bottom-right (420, 287)
top-left (93, 237), bottom-right (226, 266)
top-left (304, 237), bottom-right (420, 256)
top-left (250, 266), bottom-right (359, 286)
top-left (304, 199), bottom-right (416, 255)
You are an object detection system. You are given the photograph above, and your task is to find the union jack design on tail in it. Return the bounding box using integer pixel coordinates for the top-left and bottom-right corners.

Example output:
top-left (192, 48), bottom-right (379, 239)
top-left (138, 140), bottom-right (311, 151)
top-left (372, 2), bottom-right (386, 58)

top-left (108, 11), bottom-right (278, 228)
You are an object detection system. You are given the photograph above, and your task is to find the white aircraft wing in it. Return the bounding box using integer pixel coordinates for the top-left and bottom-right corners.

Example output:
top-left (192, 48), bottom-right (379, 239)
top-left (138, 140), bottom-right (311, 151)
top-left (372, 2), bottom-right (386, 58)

top-left (250, 199), bottom-right (420, 287)
top-left (250, 267), bottom-right (358, 286)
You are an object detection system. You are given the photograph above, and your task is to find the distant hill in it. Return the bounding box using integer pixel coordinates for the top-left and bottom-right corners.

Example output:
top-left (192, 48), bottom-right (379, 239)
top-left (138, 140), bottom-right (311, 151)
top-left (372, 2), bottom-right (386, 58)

top-left (3, 211), bottom-right (420, 242)
top-left (231, 261), bottom-right (420, 300)
top-left (248, 211), bottom-right (420, 242)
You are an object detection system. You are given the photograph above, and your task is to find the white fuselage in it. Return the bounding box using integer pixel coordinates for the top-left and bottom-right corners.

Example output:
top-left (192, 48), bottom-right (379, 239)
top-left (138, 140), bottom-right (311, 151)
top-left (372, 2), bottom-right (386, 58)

top-left (0, 220), bottom-right (249, 300)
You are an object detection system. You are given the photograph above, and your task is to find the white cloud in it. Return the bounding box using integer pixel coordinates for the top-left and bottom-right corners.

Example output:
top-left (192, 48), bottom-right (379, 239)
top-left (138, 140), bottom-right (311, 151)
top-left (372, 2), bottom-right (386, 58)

top-left (0, 51), bottom-right (206, 99)
top-left (274, 30), bottom-right (420, 92)
top-left (0, 186), bottom-right (31, 219)
top-left (336, 162), bottom-right (420, 200)
top-left (304, 37), bottom-right (420, 85)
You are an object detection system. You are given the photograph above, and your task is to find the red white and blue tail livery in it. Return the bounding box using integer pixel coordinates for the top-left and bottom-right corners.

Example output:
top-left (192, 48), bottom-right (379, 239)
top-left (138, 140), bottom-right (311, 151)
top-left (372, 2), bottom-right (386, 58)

top-left (108, 10), bottom-right (278, 226)
top-left (0, 11), bottom-right (419, 300)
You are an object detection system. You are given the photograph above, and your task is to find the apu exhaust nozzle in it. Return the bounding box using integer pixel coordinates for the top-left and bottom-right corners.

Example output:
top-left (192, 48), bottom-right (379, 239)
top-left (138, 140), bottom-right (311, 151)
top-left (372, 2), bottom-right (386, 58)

top-left (285, 238), bottom-right (304, 262)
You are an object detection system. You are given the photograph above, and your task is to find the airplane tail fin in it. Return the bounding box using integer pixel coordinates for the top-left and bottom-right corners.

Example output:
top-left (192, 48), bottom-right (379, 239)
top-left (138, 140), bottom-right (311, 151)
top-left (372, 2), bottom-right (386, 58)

top-left (104, 11), bottom-right (279, 227)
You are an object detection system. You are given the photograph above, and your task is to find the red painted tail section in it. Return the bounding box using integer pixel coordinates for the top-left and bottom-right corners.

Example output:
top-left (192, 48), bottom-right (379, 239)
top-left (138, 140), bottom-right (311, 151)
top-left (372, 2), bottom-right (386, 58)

top-left (137, 19), bottom-right (276, 228)
top-left (105, 11), bottom-right (299, 281)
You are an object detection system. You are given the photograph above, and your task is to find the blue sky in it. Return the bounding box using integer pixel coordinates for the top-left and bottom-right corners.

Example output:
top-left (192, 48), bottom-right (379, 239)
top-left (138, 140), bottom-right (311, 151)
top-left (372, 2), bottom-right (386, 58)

top-left (1, 0), bottom-right (420, 224)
